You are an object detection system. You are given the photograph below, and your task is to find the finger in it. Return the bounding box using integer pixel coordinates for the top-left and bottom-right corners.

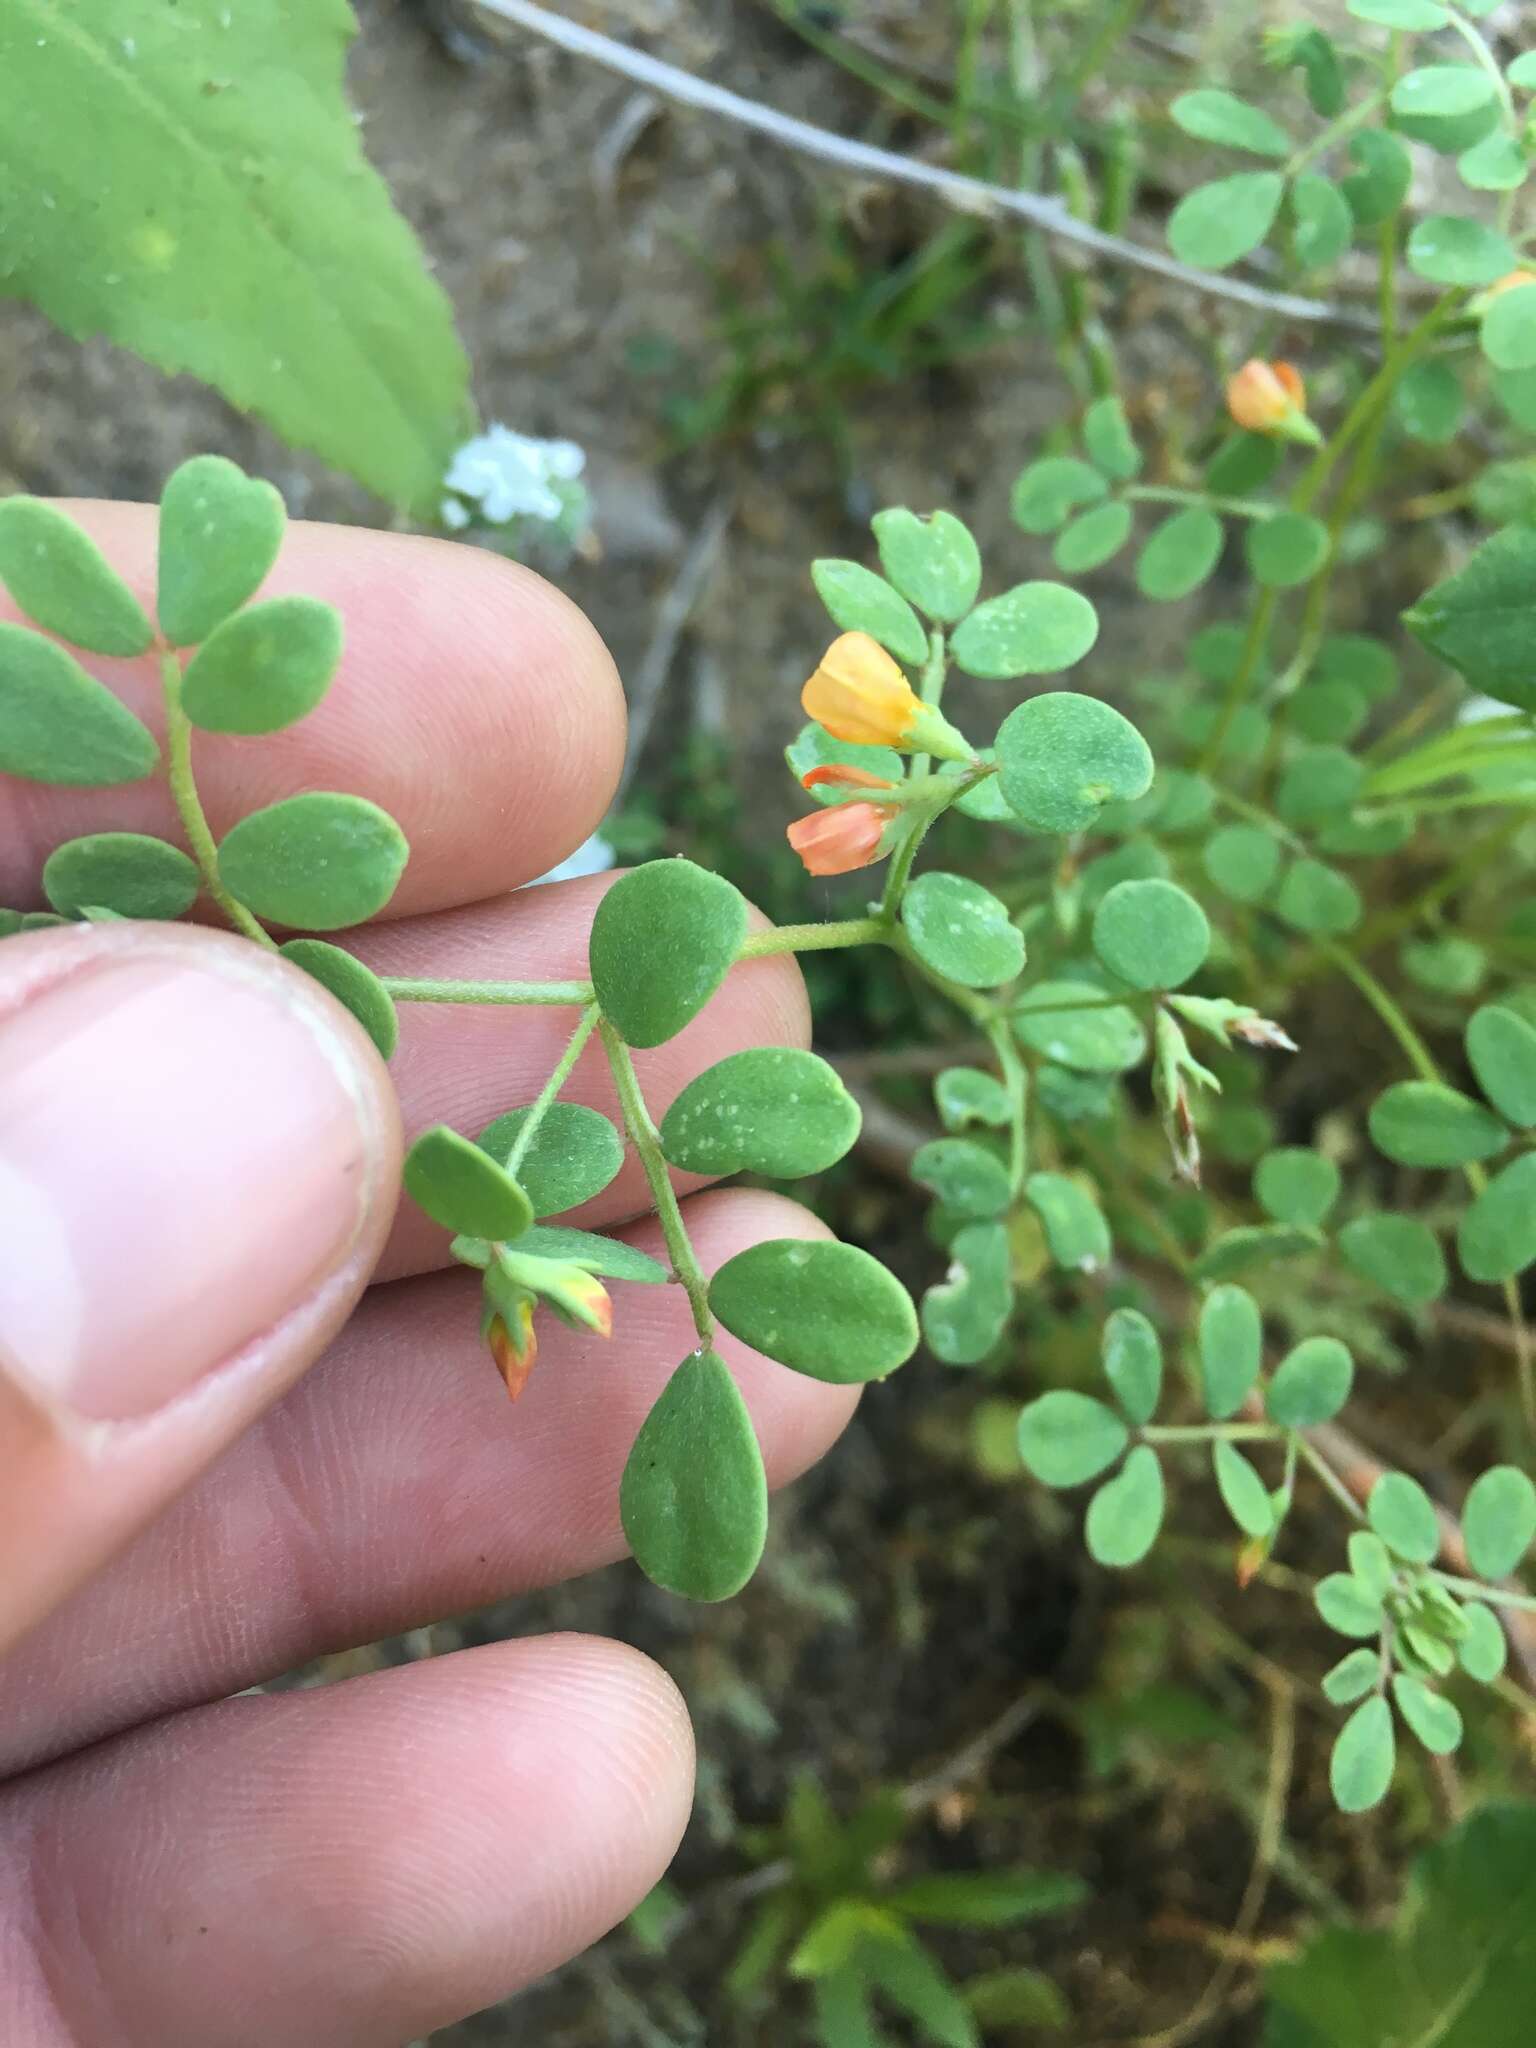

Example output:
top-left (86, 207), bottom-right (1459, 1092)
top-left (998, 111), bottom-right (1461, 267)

top-left (0, 1192), bottom-right (857, 1777)
top-left (0, 1636), bottom-right (692, 2047)
top-left (0, 922), bottom-right (402, 1657)
top-left (353, 872), bottom-right (811, 1280)
top-left (0, 503), bottom-right (626, 917)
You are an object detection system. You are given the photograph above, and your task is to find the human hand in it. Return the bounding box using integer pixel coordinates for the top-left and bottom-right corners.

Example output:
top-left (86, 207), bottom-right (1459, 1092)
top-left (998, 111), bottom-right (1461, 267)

top-left (0, 510), bottom-right (857, 2044)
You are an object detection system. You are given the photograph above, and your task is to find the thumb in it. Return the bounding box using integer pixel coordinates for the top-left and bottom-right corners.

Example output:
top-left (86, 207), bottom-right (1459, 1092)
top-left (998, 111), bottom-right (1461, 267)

top-left (0, 922), bottom-right (401, 1655)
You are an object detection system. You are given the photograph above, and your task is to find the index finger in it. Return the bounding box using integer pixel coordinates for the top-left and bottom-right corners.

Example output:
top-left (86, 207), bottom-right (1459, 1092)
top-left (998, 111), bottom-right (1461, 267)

top-left (0, 502), bottom-right (627, 919)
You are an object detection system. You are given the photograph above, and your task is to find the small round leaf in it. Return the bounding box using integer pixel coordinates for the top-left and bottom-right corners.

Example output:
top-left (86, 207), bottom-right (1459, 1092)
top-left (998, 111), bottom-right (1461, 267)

top-left (1053, 501), bottom-right (1134, 575)
top-left (1466, 1004), bottom-right (1536, 1128)
top-left (1458, 1603), bottom-right (1508, 1683)
top-left (1247, 513), bottom-right (1330, 589)
top-left (1102, 1308), bottom-right (1162, 1425)
top-left (1135, 506), bottom-right (1224, 602)
top-left (1392, 1675), bottom-right (1463, 1755)
top-left (1324, 1648), bottom-right (1383, 1706)
top-left (935, 1066), bottom-right (1012, 1131)
top-left (1199, 1284), bottom-right (1263, 1420)
top-left (709, 1238), bottom-right (918, 1383)
top-left (1024, 1171), bottom-right (1110, 1272)
top-left (404, 1125), bottom-right (532, 1240)
top-left (1369, 1081), bottom-right (1507, 1168)
top-left (1010, 458), bottom-right (1106, 536)
top-left (922, 1221), bottom-right (1013, 1366)
top-left (1083, 396), bottom-right (1141, 480)
top-left (1167, 172), bottom-right (1285, 269)
top-left (0, 497), bottom-right (152, 655)
top-left (950, 582), bottom-right (1098, 680)
top-left (1202, 824), bottom-right (1279, 904)
top-left (1254, 1148), bottom-right (1340, 1229)
top-left (1267, 1336), bottom-right (1353, 1427)
top-left (1274, 858), bottom-right (1363, 936)
top-left (217, 792), bottom-right (408, 930)
top-left (810, 559), bottom-right (927, 664)
top-left (903, 871), bottom-right (1025, 988)
top-left (1331, 1696), bottom-right (1395, 1813)
top-left (180, 597), bottom-right (342, 735)
top-left (1369, 1473), bottom-right (1441, 1564)
top-left (1016, 1390), bottom-right (1128, 1487)
top-left (659, 1048), bottom-right (860, 1178)
top-left (1170, 89), bottom-right (1291, 156)
top-left (589, 861), bottom-right (747, 1048)
top-left (912, 1137), bottom-right (1012, 1219)
top-left (620, 1350), bottom-right (767, 1601)
top-left (0, 624), bottom-right (159, 786)
top-left (1013, 980), bottom-right (1146, 1074)
top-left (1458, 1153), bottom-right (1536, 1283)
top-left (1085, 1445), bottom-right (1165, 1567)
top-left (1316, 1573), bottom-right (1385, 1638)
top-left (1482, 284), bottom-right (1536, 373)
top-left (158, 456), bottom-right (286, 648)
top-left (996, 692), bottom-right (1153, 835)
top-left (42, 833), bottom-right (199, 921)
top-left (1213, 1439), bottom-right (1274, 1539)
top-left (1462, 1465), bottom-right (1536, 1580)
top-left (1406, 214), bottom-right (1516, 287)
top-left (279, 938), bottom-right (399, 1059)
top-left (871, 509), bottom-right (981, 623)
top-left (478, 1102), bottom-right (624, 1216)
top-left (1092, 878), bottom-right (1209, 991)
top-left (1338, 1213), bottom-right (1447, 1307)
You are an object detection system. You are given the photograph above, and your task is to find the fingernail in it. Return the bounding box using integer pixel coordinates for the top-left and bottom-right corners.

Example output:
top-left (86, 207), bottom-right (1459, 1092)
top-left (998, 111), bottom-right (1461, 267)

top-left (0, 948), bottom-right (384, 1421)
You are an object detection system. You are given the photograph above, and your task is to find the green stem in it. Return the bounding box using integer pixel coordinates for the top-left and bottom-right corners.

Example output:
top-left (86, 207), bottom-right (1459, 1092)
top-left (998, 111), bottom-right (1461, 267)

top-left (1319, 941), bottom-right (1439, 1084)
top-left (1124, 485), bottom-right (1279, 520)
top-left (987, 1015), bottom-right (1029, 1194)
top-left (160, 652), bottom-right (272, 947)
top-left (1295, 1435), bottom-right (1367, 1524)
top-left (738, 918), bottom-right (888, 958)
top-left (1197, 589), bottom-right (1277, 774)
top-left (1432, 1571), bottom-right (1536, 1614)
top-left (1141, 1423), bottom-right (1285, 1444)
top-left (600, 1019), bottom-right (714, 1342)
top-left (1446, 7), bottom-right (1515, 122)
top-left (1283, 87), bottom-right (1389, 177)
top-left (502, 1004), bottom-right (600, 1178)
top-left (386, 977), bottom-right (596, 1006)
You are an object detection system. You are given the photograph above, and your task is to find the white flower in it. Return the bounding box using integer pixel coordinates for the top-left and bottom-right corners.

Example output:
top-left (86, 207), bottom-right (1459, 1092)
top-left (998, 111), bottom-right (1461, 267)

top-left (443, 425), bottom-right (587, 526)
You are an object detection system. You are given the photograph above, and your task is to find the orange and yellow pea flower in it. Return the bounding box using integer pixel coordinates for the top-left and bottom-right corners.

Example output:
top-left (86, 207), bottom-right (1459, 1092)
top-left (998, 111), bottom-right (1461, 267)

top-left (1225, 359), bottom-right (1321, 446)
top-left (801, 632), bottom-right (972, 762)
top-left (787, 761), bottom-right (900, 877)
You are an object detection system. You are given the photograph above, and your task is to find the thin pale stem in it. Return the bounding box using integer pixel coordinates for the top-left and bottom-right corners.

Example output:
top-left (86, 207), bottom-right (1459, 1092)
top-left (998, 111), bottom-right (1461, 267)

top-left (600, 1019), bottom-right (714, 1342)
top-left (385, 977), bottom-right (596, 1006)
top-left (986, 1015), bottom-right (1029, 1194)
top-left (1142, 1424), bottom-right (1284, 1444)
top-left (1125, 485), bottom-right (1279, 520)
top-left (1295, 1435), bottom-right (1367, 1524)
top-left (738, 918), bottom-right (888, 958)
top-left (502, 1004), bottom-right (600, 1178)
top-left (1432, 1572), bottom-right (1536, 1615)
top-left (160, 652), bottom-right (272, 947)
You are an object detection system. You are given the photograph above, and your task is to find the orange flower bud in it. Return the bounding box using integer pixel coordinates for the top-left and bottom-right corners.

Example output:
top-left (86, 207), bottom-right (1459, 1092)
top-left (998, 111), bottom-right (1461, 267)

top-left (787, 801), bottom-right (897, 877)
top-left (486, 1298), bottom-right (537, 1402)
top-left (802, 633), bottom-right (973, 762)
top-left (801, 762), bottom-right (897, 794)
top-left (1226, 359), bottom-right (1320, 445)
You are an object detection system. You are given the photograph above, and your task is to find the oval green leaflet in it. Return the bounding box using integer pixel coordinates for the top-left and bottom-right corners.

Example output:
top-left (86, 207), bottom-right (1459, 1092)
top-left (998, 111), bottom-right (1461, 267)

top-left (949, 581), bottom-right (1098, 680)
top-left (1273, 859), bottom-right (1362, 937)
top-left (922, 1220), bottom-right (1013, 1366)
top-left (1024, 1172), bottom-right (1110, 1272)
top-left (1135, 506), bottom-right (1224, 602)
top-left (1254, 1148), bottom-right (1340, 1229)
top-left (658, 1048), bottom-right (860, 1178)
top-left (403, 1125), bottom-right (533, 1241)
top-left (1369, 1473), bottom-right (1441, 1565)
top-left (1342, 130), bottom-right (1412, 226)
top-left (478, 1102), bottom-right (624, 1216)
top-left (1053, 502), bottom-right (1133, 575)
top-left (1457, 1153), bottom-right (1536, 1283)
top-left (1392, 1675), bottom-right (1463, 1756)
top-left (1010, 456), bottom-right (1106, 536)
top-left (1316, 1572), bottom-right (1385, 1638)
top-left (1323, 1647), bottom-right (1383, 1706)
top-left (620, 1349), bottom-right (768, 1601)
top-left (217, 791), bottom-right (408, 929)
top-left (1247, 513), bottom-right (1329, 589)
top-left (1193, 1225), bottom-right (1322, 1284)
top-left (1368, 1080), bottom-right (1507, 1168)
top-left (279, 938), bottom-right (399, 1060)
top-left (1461, 1465), bottom-right (1536, 1580)
top-left (1482, 284), bottom-right (1536, 373)
top-left (810, 558), bottom-right (928, 666)
top-left (1458, 1602), bottom-right (1508, 1684)
top-left (1213, 1440), bottom-right (1275, 1540)
top-left (996, 692), bottom-right (1153, 835)
top-left (157, 455), bottom-right (288, 648)
top-left (1082, 395), bottom-right (1140, 481)
top-left (0, 624), bottom-right (159, 786)
top-left (1276, 745), bottom-right (1363, 826)
top-left (588, 860), bottom-right (747, 1048)
top-left (902, 871), bottom-right (1024, 989)
top-left (1406, 214), bottom-right (1517, 288)
top-left (1013, 979), bottom-right (1146, 1074)
top-left (42, 832), bottom-right (199, 921)
top-left (1198, 1284), bottom-right (1263, 1420)
top-left (1266, 1336), bottom-right (1353, 1427)
top-left (1330, 1695), bottom-right (1395, 1814)
top-left (1466, 1004), bottom-right (1536, 1127)
top-left (1085, 1445), bottom-right (1165, 1568)
top-left (1338, 1212), bottom-right (1446, 1307)
top-left (912, 1137), bottom-right (1012, 1219)
top-left (1202, 823), bottom-right (1279, 904)
top-left (0, 497), bottom-right (152, 656)
top-left (1091, 878), bottom-right (1209, 991)
top-left (709, 1238), bottom-right (918, 1383)
top-left (1102, 1308), bottom-right (1162, 1425)
top-left (935, 1066), bottom-right (1012, 1131)
top-left (179, 595), bottom-right (342, 736)
top-left (870, 508), bottom-right (981, 623)
top-left (1290, 174), bottom-right (1353, 270)
top-left (1167, 172), bottom-right (1284, 268)
top-left (1170, 89), bottom-right (1291, 156)
top-left (1016, 1390), bottom-right (1127, 1487)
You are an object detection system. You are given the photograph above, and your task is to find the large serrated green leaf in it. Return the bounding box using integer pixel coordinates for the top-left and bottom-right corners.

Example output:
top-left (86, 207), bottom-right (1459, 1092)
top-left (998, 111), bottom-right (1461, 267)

top-left (0, 1), bottom-right (472, 515)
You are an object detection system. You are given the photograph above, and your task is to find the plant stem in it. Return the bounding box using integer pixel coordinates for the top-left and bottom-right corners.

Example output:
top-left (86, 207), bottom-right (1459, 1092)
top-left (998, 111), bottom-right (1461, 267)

top-left (1432, 1571), bottom-right (1536, 1614)
top-left (160, 652), bottom-right (272, 947)
top-left (1319, 941), bottom-right (1439, 1084)
top-left (987, 1015), bottom-right (1029, 1194)
top-left (600, 1019), bottom-right (714, 1342)
top-left (1142, 1423), bottom-right (1284, 1444)
top-left (502, 1004), bottom-right (600, 1178)
top-left (1125, 485), bottom-right (1278, 520)
top-left (738, 918), bottom-right (888, 958)
top-left (386, 977), bottom-right (596, 1006)
top-left (1197, 589), bottom-right (1277, 774)
top-left (1295, 1435), bottom-right (1367, 1523)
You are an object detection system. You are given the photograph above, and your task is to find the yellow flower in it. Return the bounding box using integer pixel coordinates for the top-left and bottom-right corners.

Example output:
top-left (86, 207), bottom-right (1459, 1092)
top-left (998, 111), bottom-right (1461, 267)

top-left (1226, 359), bottom-right (1321, 446)
top-left (486, 1297), bottom-right (537, 1402)
top-left (802, 633), bottom-right (972, 761)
